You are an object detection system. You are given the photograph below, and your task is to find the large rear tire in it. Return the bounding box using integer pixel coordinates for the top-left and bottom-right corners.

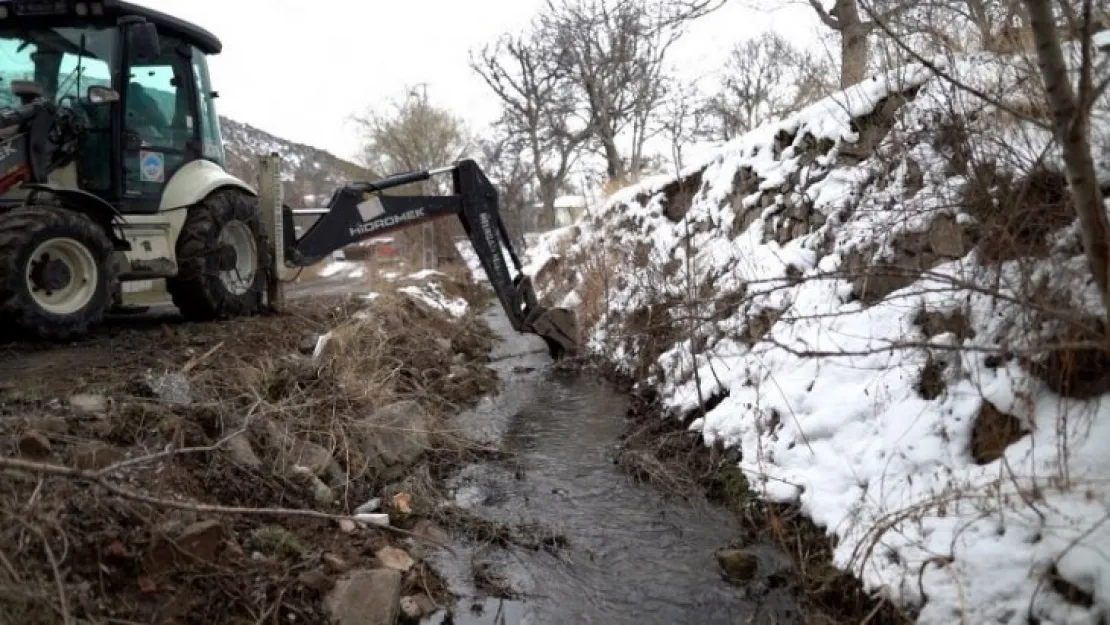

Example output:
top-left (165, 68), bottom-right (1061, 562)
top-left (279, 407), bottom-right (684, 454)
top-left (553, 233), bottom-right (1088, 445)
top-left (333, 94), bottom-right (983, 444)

top-left (167, 188), bottom-right (270, 321)
top-left (0, 205), bottom-right (118, 341)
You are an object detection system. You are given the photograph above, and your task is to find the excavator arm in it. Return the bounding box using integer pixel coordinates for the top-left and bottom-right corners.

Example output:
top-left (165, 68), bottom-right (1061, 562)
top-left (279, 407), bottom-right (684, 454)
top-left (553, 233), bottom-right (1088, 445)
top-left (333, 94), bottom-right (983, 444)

top-left (281, 158), bottom-right (577, 359)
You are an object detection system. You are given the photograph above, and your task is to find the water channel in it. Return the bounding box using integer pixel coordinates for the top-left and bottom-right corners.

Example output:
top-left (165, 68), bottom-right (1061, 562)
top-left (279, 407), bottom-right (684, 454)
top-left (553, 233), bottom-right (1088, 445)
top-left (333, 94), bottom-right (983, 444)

top-left (421, 308), bottom-right (802, 624)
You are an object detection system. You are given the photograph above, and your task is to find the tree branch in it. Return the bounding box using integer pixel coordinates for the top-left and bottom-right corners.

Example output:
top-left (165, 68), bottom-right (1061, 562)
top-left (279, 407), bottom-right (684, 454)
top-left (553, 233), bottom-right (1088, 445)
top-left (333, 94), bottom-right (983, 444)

top-left (807, 0), bottom-right (844, 29)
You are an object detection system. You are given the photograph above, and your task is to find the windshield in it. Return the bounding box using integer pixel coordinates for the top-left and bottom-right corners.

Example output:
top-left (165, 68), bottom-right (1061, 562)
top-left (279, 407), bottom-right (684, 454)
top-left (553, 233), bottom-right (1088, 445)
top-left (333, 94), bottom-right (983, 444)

top-left (0, 25), bottom-right (115, 109)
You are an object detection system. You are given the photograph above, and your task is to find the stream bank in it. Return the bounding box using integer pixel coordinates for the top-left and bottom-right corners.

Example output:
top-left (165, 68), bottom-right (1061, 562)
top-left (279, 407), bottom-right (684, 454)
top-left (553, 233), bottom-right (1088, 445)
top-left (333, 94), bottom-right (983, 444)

top-left (417, 307), bottom-right (807, 624)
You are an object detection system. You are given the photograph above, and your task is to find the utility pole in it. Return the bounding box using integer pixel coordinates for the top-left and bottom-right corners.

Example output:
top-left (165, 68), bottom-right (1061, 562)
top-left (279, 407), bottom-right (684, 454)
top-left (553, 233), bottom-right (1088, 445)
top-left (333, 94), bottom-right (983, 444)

top-left (412, 82), bottom-right (436, 271)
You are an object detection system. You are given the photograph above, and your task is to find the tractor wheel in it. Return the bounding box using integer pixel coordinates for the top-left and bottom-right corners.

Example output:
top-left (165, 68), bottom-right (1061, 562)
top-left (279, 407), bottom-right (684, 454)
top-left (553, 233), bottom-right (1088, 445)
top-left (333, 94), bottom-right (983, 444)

top-left (167, 188), bottom-right (270, 321)
top-left (0, 205), bottom-right (119, 341)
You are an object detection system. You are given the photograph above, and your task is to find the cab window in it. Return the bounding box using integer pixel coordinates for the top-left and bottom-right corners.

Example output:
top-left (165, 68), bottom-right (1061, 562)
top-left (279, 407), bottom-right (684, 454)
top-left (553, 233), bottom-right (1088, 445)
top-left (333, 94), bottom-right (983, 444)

top-left (191, 45), bottom-right (225, 165)
top-left (123, 32), bottom-right (197, 196)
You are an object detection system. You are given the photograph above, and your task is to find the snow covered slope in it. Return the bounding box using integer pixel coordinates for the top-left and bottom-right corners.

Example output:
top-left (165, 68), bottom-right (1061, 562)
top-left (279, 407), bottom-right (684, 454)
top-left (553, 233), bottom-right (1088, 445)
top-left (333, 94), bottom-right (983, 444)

top-left (221, 116), bottom-right (375, 208)
top-left (532, 52), bottom-right (1110, 625)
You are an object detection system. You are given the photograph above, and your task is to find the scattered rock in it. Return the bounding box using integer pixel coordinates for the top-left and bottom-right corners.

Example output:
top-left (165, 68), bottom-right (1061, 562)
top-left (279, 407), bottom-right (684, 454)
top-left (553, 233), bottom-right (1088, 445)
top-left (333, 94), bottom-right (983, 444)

top-left (69, 393), bottom-right (108, 415)
top-left (400, 593), bottom-right (437, 619)
top-left (323, 553), bottom-right (351, 572)
top-left (971, 401), bottom-right (1029, 464)
top-left (144, 372), bottom-right (193, 405)
top-left (145, 520), bottom-right (226, 575)
top-left (351, 400), bottom-right (431, 469)
top-left (715, 548), bottom-right (759, 583)
top-left (311, 477), bottom-right (334, 507)
top-left (298, 568), bottom-right (334, 593)
top-left (435, 338), bottom-right (452, 352)
top-left (355, 498), bottom-right (381, 515)
top-left (375, 545), bottom-right (415, 572)
top-left (224, 433), bottom-right (262, 469)
top-left (298, 334), bottom-right (321, 355)
top-left (176, 521), bottom-right (226, 563)
top-left (325, 568), bottom-right (403, 625)
top-left (927, 214), bottom-right (970, 258)
top-left (18, 430), bottom-right (51, 458)
top-left (285, 438), bottom-right (336, 476)
top-left (72, 442), bottom-right (125, 470)
top-left (411, 519), bottom-right (450, 546)
top-left (391, 492), bottom-right (412, 515)
top-left (338, 519), bottom-right (357, 534)
top-left (258, 418), bottom-right (343, 480)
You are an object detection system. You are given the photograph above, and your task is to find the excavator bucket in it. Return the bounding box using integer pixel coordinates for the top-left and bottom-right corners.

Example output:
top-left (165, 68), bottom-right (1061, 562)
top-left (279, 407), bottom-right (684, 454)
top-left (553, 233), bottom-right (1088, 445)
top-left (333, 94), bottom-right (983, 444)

top-left (527, 306), bottom-right (579, 359)
top-left (274, 157), bottom-right (582, 359)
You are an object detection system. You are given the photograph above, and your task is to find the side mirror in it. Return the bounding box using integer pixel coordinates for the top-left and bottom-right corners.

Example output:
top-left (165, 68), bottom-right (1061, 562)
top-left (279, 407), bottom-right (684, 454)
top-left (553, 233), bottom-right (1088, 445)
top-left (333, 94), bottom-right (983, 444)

top-left (127, 22), bottom-right (160, 61)
top-left (10, 80), bottom-right (43, 105)
top-left (87, 86), bottom-right (119, 104)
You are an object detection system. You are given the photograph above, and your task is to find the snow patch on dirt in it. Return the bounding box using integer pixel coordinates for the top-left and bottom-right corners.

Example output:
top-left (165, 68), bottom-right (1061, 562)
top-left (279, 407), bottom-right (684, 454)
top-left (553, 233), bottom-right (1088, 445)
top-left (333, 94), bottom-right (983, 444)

top-left (530, 50), bottom-right (1110, 625)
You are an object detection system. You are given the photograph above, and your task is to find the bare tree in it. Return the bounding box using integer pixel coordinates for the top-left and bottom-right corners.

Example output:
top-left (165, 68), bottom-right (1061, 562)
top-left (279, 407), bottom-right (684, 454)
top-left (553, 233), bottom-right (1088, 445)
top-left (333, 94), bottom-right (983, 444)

top-left (352, 87), bottom-right (471, 265)
top-left (474, 130), bottom-right (536, 248)
top-left (471, 30), bottom-right (589, 229)
top-left (700, 31), bottom-right (834, 141)
top-left (656, 76), bottom-right (705, 172)
top-left (1021, 0), bottom-right (1110, 324)
top-left (863, 0), bottom-right (1025, 54)
top-left (537, 0), bottom-right (725, 183)
top-left (801, 0), bottom-right (915, 86)
top-left (353, 87), bottom-right (468, 185)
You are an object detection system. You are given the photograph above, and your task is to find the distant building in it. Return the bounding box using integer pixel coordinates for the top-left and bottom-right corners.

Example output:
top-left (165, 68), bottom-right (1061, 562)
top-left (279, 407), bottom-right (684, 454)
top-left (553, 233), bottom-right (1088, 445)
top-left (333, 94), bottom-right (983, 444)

top-left (532, 195), bottom-right (589, 229)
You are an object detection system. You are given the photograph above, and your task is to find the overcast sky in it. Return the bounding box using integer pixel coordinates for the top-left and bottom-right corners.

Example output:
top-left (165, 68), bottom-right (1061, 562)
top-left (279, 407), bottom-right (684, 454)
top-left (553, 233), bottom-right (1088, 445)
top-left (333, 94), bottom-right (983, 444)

top-left (130, 0), bottom-right (824, 163)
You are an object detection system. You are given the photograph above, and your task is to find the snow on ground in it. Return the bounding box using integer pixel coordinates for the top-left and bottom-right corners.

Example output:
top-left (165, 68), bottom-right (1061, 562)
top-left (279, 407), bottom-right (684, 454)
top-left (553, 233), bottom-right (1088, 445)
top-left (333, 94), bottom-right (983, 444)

top-left (396, 283), bottom-right (469, 318)
top-left (530, 49), bottom-right (1110, 625)
top-left (314, 259), bottom-right (469, 317)
top-left (318, 260), bottom-right (365, 280)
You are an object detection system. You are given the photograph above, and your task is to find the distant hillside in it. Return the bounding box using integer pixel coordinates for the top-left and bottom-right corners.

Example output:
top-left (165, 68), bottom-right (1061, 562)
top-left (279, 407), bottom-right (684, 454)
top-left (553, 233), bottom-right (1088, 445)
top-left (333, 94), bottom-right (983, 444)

top-left (220, 116), bottom-right (375, 207)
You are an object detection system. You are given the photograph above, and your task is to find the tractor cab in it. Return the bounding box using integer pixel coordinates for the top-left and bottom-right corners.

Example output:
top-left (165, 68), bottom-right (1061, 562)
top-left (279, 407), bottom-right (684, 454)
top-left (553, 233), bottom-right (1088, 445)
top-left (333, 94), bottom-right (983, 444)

top-left (0, 0), bottom-right (227, 213)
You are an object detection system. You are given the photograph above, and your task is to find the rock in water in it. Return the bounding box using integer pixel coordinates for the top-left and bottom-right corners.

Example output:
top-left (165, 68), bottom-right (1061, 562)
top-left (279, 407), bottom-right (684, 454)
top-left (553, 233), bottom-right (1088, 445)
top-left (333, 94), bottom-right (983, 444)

top-left (715, 548), bottom-right (759, 583)
top-left (325, 568), bottom-right (402, 625)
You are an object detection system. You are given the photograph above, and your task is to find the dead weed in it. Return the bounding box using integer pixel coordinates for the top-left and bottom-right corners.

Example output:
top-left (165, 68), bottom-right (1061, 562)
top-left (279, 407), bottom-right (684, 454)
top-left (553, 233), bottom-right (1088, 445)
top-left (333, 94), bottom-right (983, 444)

top-left (0, 282), bottom-right (501, 624)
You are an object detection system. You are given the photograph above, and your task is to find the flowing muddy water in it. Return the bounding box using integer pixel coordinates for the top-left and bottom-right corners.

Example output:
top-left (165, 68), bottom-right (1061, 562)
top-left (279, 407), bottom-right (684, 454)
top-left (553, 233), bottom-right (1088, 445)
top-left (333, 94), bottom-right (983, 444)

top-left (422, 308), bottom-right (802, 624)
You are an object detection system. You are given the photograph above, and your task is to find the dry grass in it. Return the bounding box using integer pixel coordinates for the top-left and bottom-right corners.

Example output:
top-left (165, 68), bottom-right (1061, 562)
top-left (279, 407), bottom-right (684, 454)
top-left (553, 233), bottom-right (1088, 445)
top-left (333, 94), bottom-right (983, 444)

top-left (0, 280), bottom-right (501, 624)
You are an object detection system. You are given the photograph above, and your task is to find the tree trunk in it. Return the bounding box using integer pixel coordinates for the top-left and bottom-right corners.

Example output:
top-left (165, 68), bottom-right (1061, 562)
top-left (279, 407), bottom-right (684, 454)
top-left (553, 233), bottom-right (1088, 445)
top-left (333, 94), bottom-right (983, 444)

top-left (600, 134), bottom-right (626, 183)
top-left (837, 0), bottom-right (869, 88)
top-left (538, 177), bottom-right (561, 230)
top-left (1023, 0), bottom-right (1110, 325)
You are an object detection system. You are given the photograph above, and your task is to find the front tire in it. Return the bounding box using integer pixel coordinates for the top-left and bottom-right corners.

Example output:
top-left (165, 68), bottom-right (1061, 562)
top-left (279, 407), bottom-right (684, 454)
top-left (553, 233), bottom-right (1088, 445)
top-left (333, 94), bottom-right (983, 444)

top-left (0, 205), bottom-right (119, 341)
top-left (167, 188), bottom-right (270, 321)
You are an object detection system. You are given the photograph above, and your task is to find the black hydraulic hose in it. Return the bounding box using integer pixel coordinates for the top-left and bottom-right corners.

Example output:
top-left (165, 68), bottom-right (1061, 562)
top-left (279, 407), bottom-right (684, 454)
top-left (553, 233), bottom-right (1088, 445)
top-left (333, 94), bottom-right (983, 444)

top-left (353, 169), bottom-right (431, 193)
top-left (498, 214), bottom-right (523, 272)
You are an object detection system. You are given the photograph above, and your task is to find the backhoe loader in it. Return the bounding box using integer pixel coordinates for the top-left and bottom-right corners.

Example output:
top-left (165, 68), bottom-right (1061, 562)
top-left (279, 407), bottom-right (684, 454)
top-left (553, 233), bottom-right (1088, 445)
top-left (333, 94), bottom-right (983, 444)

top-left (0, 0), bottom-right (577, 357)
